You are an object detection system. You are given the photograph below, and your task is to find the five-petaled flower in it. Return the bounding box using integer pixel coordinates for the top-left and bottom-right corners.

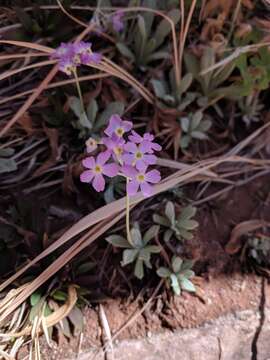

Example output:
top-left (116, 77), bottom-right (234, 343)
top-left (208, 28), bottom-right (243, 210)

top-left (81, 114), bottom-right (162, 198)
top-left (51, 41), bottom-right (102, 75)
top-left (128, 131), bottom-right (162, 153)
top-left (80, 151), bottom-right (119, 192)
top-left (102, 136), bottom-right (125, 162)
top-left (104, 114), bottom-right (133, 138)
top-left (122, 164), bottom-right (161, 197)
top-left (122, 142), bottom-right (157, 169)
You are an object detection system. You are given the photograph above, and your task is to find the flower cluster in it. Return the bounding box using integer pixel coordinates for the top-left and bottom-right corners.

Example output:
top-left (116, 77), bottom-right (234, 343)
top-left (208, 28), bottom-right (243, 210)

top-left (51, 41), bottom-right (102, 75)
top-left (80, 115), bottom-right (162, 197)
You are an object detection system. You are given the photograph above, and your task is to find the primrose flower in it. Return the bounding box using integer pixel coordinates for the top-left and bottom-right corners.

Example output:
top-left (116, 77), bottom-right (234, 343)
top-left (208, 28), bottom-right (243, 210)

top-left (58, 57), bottom-right (76, 75)
top-left (122, 142), bottom-right (157, 169)
top-left (80, 151), bottom-right (119, 192)
top-left (111, 10), bottom-right (125, 32)
top-left (122, 164), bottom-right (161, 197)
top-left (105, 114), bottom-right (133, 138)
top-left (85, 137), bottom-right (98, 153)
top-left (73, 41), bottom-right (102, 65)
top-left (128, 131), bottom-right (162, 153)
top-left (51, 43), bottom-right (74, 60)
top-left (102, 136), bottom-right (125, 161)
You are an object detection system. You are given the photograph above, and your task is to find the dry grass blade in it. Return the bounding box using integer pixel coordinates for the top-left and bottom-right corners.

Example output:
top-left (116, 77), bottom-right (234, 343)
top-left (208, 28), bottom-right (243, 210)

top-left (0, 40), bottom-right (53, 54)
top-left (0, 73), bottom-right (110, 107)
top-left (0, 154), bottom-right (268, 296)
top-left (0, 53), bottom-right (48, 60)
top-left (226, 220), bottom-right (270, 254)
top-left (0, 65), bottom-right (58, 137)
top-left (0, 60), bottom-right (55, 82)
top-left (0, 286), bottom-right (77, 338)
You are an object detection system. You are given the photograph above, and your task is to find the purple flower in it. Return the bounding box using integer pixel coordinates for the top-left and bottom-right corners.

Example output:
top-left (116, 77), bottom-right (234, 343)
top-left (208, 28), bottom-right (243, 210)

top-left (128, 131), bottom-right (162, 153)
top-left (111, 10), bottom-right (124, 32)
top-left (104, 115), bottom-right (133, 138)
top-left (51, 43), bottom-right (74, 60)
top-left (58, 56), bottom-right (75, 75)
top-left (80, 151), bottom-right (119, 192)
top-left (122, 164), bottom-right (161, 197)
top-left (102, 135), bottom-right (125, 161)
top-left (80, 52), bottom-right (102, 65)
top-left (122, 141), bottom-right (157, 169)
top-left (85, 137), bottom-right (98, 153)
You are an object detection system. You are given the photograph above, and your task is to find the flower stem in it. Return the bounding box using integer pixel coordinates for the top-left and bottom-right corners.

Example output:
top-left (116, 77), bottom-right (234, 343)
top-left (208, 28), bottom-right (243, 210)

top-left (125, 178), bottom-right (133, 246)
top-left (73, 68), bottom-right (85, 113)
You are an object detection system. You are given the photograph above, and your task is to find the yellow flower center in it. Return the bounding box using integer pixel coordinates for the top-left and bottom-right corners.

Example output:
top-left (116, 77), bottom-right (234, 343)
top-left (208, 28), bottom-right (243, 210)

top-left (94, 165), bottom-right (102, 173)
top-left (114, 146), bottom-right (123, 156)
top-left (116, 127), bottom-right (124, 136)
top-left (137, 174), bottom-right (145, 182)
top-left (135, 151), bottom-right (143, 159)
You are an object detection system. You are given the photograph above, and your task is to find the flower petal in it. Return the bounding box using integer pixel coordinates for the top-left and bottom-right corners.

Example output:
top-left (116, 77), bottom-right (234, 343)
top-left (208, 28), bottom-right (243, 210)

top-left (127, 180), bottom-right (139, 196)
top-left (97, 150), bottom-right (111, 165)
top-left (82, 157), bottom-right (95, 169)
top-left (128, 130), bottom-right (142, 143)
top-left (145, 169), bottom-right (161, 183)
top-left (104, 115), bottom-right (121, 136)
top-left (124, 142), bottom-right (137, 153)
top-left (140, 182), bottom-right (153, 197)
top-left (92, 174), bottom-right (105, 192)
top-left (143, 154), bottom-right (157, 165)
top-left (122, 120), bottom-right (133, 132)
top-left (103, 163), bottom-right (119, 177)
top-left (122, 153), bottom-right (134, 165)
top-left (80, 170), bottom-right (94, 183)
top-left (121, 165), bottom-right (137, 178)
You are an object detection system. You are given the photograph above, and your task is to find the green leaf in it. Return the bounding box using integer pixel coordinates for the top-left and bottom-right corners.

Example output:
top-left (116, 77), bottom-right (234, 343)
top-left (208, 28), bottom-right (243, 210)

top-left (143, 225), bottom-right (160, 244)
top-left (122, 249), bottom-right (139, 265)
top-left (76, 261), bottom-right (96, 275)
top-left (151, 79), bottom-right (167, 99)
top-left (165, 201), bottom-right (175, 224)
top-left (153, 9), bottom-right (180, 49)
top-left (131, 228), bottom-right (143, 248)
top-left (134, 258), bottom-right (144, 279)
top-left (179, 219), bottom-right (198, 230)
top-left (172, 256), bottom-right (183, 273)
top-left (0, 148), bottom-right (15, 157)
top-left (179, 205), bottom-right (197, 221)
top-left (178, 73), bottom-right (193, 95)
top-left (183, 51), bottom-right (200, 80)
top-left (198, 119), bottom-right (212, 132)
top-left (68, 306), bottom-right (84, 334)
top-left (153, 214), bottom-right (171, 227)
top-left (78, 111), bottom-right (92, 130)
top-left (70, 96), bottom-right (83, 118)
top-left (164, 229), bottom-right (173, 242)
top-left (180, 135), bottom-right (190, 149)
top-left (116, 43), bottom-right (135, 61)
top-left (191, 130), bottom-right (208, 140)
top-left (106, 234), bottom-right (131, 248)
top-left (180, 117), bottom-right (190, 133)
top-left (157, 267), bottom-right (171, 278)
top-left (191, 111), bottom-right (203, 130)
top-left (180, 277), bottom-right (196, 292)
top-left (95, 102), bottom-right (125, 130)
top-left (170, 274), bottom-right (181, 295)
top-left (52, 290), bottom-right (67, 302)
top-left (0, 158), bottom-right (17, 174)
top-left (30, 292), bottom-right (42, 307)
top-left (86, 99), bottom-right (98, 125)
top-left (143, 245), bottom-right (160, 254)
top-left (176, 227), bottom-right (194, 240)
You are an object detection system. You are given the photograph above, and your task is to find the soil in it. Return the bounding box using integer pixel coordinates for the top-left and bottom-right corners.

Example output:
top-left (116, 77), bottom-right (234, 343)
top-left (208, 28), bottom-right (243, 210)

top-left (38, 175), bottom-right (270, 360)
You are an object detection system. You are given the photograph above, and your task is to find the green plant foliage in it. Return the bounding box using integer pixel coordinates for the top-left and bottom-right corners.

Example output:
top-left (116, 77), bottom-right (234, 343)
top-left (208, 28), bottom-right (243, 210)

top-left (106, 225), bottom-right (160, 279)
top-left (69, 97), bottom-right (125, 138)
top-left (157, 255), bottom-right (195, 295)
top-left (117, 2), bottom-right (180, 68)
top-left (153, 202), bottom-right (198, 242)
top-left (179, 111), bottom-right (212, 149)
top-left (0, 148), bottom-right (17, 174)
